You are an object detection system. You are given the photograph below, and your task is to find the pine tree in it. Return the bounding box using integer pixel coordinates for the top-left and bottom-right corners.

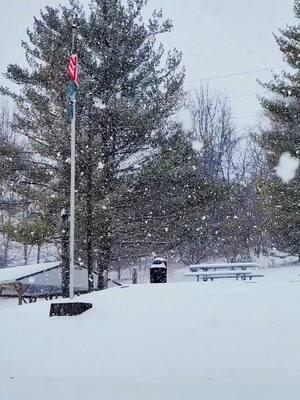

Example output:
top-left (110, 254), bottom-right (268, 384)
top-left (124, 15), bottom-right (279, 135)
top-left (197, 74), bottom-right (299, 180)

top-left (112, 126), bottom-right (232, 265)
top-left (0, 105), bottom-right (36, 267)
top-left (259, 0), bottom-right (300, 258)
top-left (112, 128), bottom-right (199, 262)
top-left (1, 0), bottom-right (184, 288)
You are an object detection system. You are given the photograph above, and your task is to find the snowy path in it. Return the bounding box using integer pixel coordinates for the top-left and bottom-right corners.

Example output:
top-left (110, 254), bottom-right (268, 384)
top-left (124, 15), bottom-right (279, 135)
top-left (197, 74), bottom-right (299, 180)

top-left (1, 269), bottom-right (300, 399)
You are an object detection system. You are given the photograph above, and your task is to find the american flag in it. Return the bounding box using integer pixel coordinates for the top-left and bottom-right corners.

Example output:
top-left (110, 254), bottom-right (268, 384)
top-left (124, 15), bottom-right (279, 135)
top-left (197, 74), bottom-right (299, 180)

top-left (67, 54), bottom-right (79, 86)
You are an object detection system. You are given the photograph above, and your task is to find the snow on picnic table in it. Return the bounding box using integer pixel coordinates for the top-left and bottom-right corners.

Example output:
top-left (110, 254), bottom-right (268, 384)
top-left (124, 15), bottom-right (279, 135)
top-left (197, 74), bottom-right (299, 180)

top-left (1, 269), bottom-right (300, 400)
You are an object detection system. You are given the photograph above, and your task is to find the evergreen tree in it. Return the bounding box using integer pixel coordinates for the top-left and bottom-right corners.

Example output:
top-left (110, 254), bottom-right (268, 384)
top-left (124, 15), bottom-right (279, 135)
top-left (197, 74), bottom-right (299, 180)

top-left (113, 126), bottom-right (235, 265)
top-left (1, 0), bottom-right (184, 289)
top-left (259, 0), bottom-right (300, 258)
top-left (0, 105), bottom-right (36, 266)
top-left (112, 128), bottom-right (199, 263)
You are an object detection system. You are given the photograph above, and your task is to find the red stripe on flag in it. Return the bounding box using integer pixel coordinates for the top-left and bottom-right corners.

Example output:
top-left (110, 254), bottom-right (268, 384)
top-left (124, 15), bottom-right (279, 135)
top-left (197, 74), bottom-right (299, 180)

top-left (68, 54), bottom-right (79, 86)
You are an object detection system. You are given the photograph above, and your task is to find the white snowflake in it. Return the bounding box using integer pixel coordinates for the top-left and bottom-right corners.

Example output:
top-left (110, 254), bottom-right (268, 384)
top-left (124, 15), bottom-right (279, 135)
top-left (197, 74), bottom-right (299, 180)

top-left (276, 152), bottom-right (299, 183)
top-left (192, 140), bottom-right (204, 152)
top-left (97, 161), bottom-right (104, 170)
top-left (176, 108), bottom-right (194, 131)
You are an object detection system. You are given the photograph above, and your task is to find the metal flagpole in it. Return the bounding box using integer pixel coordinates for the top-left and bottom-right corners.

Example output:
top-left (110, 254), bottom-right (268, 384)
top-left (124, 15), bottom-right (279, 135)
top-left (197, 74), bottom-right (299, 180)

top-left (69, 24), bottom-right (77, 299)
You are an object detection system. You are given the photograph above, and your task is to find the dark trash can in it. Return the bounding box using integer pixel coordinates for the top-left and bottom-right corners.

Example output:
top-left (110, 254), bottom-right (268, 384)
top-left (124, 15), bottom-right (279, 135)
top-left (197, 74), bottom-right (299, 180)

top-left (150, 258), bottom-right (167, 283)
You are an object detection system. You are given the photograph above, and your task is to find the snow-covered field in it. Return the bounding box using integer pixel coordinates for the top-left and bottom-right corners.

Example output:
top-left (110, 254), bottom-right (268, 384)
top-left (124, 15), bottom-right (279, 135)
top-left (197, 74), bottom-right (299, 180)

top-left (1, 266), bottom-right (300, 400)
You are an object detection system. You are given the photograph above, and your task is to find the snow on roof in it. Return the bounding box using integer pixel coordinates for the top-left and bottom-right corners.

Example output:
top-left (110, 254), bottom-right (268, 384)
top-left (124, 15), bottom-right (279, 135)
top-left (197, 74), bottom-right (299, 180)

top-left (0, 262), bottom-right (61, 285)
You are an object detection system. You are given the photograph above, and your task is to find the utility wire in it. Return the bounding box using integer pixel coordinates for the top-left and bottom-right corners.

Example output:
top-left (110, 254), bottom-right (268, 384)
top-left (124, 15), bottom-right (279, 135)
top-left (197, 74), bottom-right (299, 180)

top-left (185, 66), bottom-right (285, 84)
top-left (227, 92), bottom-right (264, 99)
top-left (231, 114), bottom-right (262, 121)
top-left (184, 65), bottom-right (282, 122)
top-left (185, 87), bottom-right (268, 97)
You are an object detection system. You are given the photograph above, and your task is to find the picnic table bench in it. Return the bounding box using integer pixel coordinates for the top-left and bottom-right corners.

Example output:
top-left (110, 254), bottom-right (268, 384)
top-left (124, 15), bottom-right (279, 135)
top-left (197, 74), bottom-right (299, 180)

top-left (184, 271), bottom-right (264, 282)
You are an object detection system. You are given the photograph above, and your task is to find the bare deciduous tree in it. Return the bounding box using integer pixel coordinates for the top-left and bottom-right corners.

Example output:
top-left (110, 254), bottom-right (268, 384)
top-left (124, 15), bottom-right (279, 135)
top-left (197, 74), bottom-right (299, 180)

top-left (188, 84), bottom-right (238, 181)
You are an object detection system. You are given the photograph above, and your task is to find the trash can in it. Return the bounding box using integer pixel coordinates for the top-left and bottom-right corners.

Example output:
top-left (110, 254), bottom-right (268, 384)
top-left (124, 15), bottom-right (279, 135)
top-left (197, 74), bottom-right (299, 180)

top-left (150, 258), bottom-right (167, 283)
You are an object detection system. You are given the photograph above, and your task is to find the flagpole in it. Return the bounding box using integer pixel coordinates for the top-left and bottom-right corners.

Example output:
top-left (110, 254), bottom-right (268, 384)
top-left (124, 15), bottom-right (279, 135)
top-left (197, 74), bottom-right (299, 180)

top-left (69, 23), bottom-right (77, 299)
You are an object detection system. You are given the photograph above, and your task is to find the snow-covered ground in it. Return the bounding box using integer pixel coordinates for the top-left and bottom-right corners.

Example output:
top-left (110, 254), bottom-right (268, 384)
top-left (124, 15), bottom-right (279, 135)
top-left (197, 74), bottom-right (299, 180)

top-left (1, 266), bottom-right (300, 400)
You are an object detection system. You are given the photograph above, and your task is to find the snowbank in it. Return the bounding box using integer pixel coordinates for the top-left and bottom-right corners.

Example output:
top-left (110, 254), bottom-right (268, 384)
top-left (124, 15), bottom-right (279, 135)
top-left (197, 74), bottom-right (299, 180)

top-left (1, 271), bottom-right (300, 399)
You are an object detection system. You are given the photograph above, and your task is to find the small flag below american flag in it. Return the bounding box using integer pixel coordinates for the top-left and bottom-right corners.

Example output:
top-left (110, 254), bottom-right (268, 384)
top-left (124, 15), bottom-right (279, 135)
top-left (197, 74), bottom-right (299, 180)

top-left (67, 54), bottom-right (79, 86)
top-left (67, 82), bottom-right (77, 122)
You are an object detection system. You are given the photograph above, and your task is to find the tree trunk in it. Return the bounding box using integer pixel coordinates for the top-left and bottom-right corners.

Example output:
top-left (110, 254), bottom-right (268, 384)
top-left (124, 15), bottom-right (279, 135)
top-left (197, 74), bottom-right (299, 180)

top-left (95, 117), bottom-right (115, 290)
top-left (24, 244), bottom-right (28, 265)
top-left (86, 132), bottom-right (94, 292)
top-left (37, 244), bottom-right (41, 264)
top-left (1, 209), bottom-right (9, 267)
top-left (3, 232), bottom-right (9, 268)
top-left (61, 210), bottom-right (70, 297)
top-left (97, 232), bottom-right (112, 290)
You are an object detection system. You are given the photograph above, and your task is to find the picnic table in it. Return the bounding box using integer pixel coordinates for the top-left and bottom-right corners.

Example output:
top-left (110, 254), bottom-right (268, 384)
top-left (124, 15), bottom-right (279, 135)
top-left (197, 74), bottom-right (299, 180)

top-left (189, 262), bottom-right (260, 272)
top-left (184, 271), bottom-right (264, 282)
top-left (185, 263), bottom-right (264, 282)
top-left (185, 271), bottom-right (250, 281)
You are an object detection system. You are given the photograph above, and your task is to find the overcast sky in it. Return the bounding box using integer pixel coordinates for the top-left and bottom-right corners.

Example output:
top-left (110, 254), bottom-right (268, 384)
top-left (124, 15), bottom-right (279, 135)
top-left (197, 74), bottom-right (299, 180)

top-left (0, 0), bottom-right (296, 129)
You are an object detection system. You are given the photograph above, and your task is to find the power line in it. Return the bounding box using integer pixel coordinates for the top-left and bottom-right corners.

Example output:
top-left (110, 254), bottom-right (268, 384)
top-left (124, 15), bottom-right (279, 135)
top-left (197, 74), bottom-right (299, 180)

top-left (231, 113), bottom-right (263, 121)
top-left (185, 65), bottom-right (285, 84)
top-left (185, 88), bottom-right (268, 98)
top-left (227, 92), bottom-right (265, 100)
